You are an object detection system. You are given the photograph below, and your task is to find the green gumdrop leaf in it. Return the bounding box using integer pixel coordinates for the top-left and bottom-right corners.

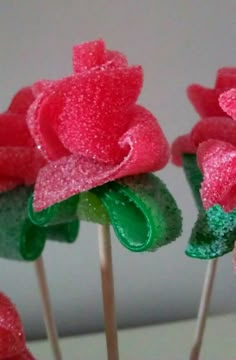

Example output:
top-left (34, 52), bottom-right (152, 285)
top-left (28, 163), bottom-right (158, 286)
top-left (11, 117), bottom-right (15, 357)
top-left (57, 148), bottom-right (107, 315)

top-left (93, 173), bottom-right (182, 252)
top-left (0, 186), bottom-right (46, 261)
top-left (77, 191), bottom-right (110, 224)
top-left (46, 220), bottom-right (80, 243)
top-left (182, 154), bottom-right (203, 210)
top-left (28, 193), bottom-right (80, 226)
top-left (186, 204), bottom-right (236, 259)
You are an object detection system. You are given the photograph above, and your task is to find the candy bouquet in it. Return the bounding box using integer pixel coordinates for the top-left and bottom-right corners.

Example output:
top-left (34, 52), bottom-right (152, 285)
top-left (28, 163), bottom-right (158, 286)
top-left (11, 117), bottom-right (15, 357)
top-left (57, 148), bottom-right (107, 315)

top-left (0, 39), bottom-right (182, 359)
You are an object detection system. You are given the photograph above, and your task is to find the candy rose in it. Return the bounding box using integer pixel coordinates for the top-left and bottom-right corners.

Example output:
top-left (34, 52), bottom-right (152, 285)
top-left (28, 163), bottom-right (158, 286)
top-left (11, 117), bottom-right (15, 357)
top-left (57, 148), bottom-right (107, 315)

top-left (0, 292), bottom-right (35, 359)
top-left (0, 87), bottom-right (79, 261)
top-left (198, 88), bottom-right (236, 212)
top-left (171, 68), bottom-right (236, 259)
top-left (27, 39), bottom-right (170, 211)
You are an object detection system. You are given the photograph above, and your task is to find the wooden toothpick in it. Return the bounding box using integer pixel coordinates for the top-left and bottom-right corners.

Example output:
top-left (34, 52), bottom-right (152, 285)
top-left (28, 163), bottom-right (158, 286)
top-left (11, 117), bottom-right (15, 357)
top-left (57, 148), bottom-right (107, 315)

top-left (34, 255), bottom-right (63, 360)
top-left (189, 258), bottom-right (218, 360)
top-left (98, 224), bottom-right (119, 360)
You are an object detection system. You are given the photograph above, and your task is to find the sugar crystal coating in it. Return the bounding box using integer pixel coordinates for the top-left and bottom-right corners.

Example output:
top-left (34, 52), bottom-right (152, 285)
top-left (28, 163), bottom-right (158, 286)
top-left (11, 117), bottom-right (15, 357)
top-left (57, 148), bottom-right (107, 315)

top-left (27, 39), bottom-right (169, 211)
top-left (0, 292), bottom-right (25, 358)
top-left (219, 88), bottom-right (236, 120)
top-left (0, 87), bottom-right (46, 192)
top-left (198, 140), bottom-right (236, 211)
top-left (191, 116), bottom-right (236, 147)
top-left (187, 67), bottom-right (236, 117)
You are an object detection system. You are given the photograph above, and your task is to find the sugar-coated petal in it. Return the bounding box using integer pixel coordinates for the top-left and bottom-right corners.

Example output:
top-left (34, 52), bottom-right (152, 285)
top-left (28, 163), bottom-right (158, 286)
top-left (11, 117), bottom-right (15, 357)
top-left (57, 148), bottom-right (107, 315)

top-left (58, 68), bottom-right (143, 163)
top-left (28, 67), bottom-right (143, 163)
top-left (191, 116), bottom-right (236, 147)
top-left (0, 113), bottom-right (34, 147)
top-left (171, 133), bottom-right (196, 166)
top-left (187, 84), bottom-right (225, 117)
top-left (0, 177), bottom-right (21, 193)
top-left (33, 105), bottom-right (169, 210)
top-left (0, 293), bottom-right (25, 358)
top-left (219, 88), bottom-right (236, 120)
top-left (27, 90), bottom-right (70, 160)
top-left (73, 39), bottom-right (106, 73)
top-left (0, 147), bottom-right (46, 188)
top-left (198, 140), bottom-right (236, 211)
top-left (187, 68), bottom-right (236, 117)
top-left (215, 67), bottom-right (236, 89)
top-left (7, 87), bottom-right (35, 115)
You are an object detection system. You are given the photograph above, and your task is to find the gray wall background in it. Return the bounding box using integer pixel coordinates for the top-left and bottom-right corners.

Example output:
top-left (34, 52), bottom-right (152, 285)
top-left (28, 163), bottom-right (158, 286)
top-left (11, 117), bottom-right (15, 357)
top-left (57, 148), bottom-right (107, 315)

top-left (0, 0), bottom-right (236, 340)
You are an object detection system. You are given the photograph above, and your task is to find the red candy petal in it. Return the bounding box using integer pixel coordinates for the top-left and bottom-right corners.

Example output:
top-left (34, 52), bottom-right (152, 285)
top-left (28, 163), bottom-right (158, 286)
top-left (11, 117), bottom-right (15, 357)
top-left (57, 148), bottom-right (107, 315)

top-left (0, 147), bottom-right (46, 188)
top-left (0, 113), bottom-right (34, 147)
top-left (187, 68), bottom-right (236, 117)
top-left (28, 66), bottom-right (143, 163)
top-left (33, 105), bottom-right (169, 211)
top-left (191, 116), bottom-right (236, 147)
top-left (171, 133), bottom-right (197, 166)
top-left (0, 293), bottom-right (25, 358)
top-left (187, 85), bottom-right (224, 117)
top-left (73, 39), bottom-right (106, 73)
top-left (7, 87), bottom-right (35, 115)
top-left (219, 88), bottom-right (236, 120)
top-left (215, 67), bottom-right (236, 89)
top-left (105, 50), bottom-right (128, 68)
top-left (198, 140), bottom-right (236, 211)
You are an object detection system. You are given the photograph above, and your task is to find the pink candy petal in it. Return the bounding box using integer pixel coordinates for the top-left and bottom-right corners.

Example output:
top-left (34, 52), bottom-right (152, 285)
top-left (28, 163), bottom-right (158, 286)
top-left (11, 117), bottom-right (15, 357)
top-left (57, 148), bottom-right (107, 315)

top-left (215, 67), bottom-right (236, 89)
top-left (187, 85), bottom-right (225, 117)
top-left (28, 66), bottom-right (143, 163)
top-left (0, 113), bottom-right (34, 147)
top-left (187, 68), bottom-right (236, 117)
top-left (171, 133), bottom-right (197, 166)
top-left (219, 88), bottom-right (236, 120)
top-left (7, 87), bottom-right (35, 115)
top-left (73, 39), bottom-right (106, 73)
top-left (198, 140), bottom-right (236, 211)
top-left (0, 147), bottom-right (46, 187)
top-left (0, 293), bottom-right (25, 358)
top-left (33, 105), bottom-right (169, 211)
top-left (191, 116), bottom-right (236, 147)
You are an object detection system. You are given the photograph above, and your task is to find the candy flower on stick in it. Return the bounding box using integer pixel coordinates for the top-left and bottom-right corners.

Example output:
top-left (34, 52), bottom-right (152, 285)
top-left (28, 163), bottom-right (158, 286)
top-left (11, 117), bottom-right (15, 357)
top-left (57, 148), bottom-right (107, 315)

top-left (28, 39), bottom-right (182, 253)
top-left (0, 87), bottom-right (79, 261)
top-left (171, 68), bottom-right (236, 360)
top-left (172, 67), bottom-right (236, 258)
top-left (0, 292), bottom-right (35, 359)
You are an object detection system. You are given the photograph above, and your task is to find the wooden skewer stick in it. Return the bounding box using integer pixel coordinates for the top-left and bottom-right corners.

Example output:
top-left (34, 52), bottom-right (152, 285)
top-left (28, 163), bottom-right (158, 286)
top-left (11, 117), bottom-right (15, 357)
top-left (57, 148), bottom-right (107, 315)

top-left (34, 255), bottom-right (63, 360)
top-left (98, 224), bottom-right (119, 360)
top-left (189, 258), bottom-right (218, 360)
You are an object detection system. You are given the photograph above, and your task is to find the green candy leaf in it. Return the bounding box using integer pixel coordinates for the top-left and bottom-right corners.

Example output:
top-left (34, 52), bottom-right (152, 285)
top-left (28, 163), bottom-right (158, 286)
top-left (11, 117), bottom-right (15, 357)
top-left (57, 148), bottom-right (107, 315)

top-left (46, 220), bottom-right (80, 243)
top-left (186, 205), bottom-right (236, 259)
top-left (93, 173), bottom-right (182, 252)
top-left (0, 187), bottom-right (46, 261)
top-left (182, 154), bottom-right (203, 210)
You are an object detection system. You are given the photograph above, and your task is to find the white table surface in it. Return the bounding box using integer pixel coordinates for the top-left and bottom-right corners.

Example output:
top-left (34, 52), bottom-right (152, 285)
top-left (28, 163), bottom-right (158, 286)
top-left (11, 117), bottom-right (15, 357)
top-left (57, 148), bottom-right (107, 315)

top-left (28, 313), bottom-right (236, 359)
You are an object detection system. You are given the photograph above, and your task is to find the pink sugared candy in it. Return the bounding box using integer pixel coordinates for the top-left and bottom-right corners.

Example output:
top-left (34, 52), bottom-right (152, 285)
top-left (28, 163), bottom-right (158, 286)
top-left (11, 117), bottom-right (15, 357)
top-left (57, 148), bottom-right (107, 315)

top-left (0, 87), bottom-right (46, 193)
top-left (198, 140), bottom-right (236, 212)
top-left (171, 133), bottom-right (197, 166)
top-left (219, 88), bottom-right (236, 120)
top-left (191, 116), bottom-right (236, 148)
top-left (0, 293), bottom-right (35, 359)
top-left (187, 68), bottom-right (236, 117)
top-left (27, 39), bottom-right (170, 211)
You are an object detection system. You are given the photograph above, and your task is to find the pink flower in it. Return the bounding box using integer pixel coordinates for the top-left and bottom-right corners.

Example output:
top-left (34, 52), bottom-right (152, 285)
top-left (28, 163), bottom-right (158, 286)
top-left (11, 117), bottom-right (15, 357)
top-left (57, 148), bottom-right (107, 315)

top-left (0, 87), bottom-right (46, 192)
top-left (27, 39), bottom-right (169, 211)
top-left (187, 67), bottom-right (236, 117)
